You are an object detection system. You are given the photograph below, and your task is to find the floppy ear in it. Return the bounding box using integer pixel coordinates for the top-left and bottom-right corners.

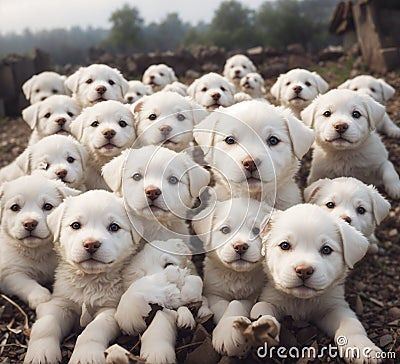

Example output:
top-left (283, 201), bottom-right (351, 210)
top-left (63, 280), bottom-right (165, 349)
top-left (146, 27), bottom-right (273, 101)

top-left (115, 68), bottom-right (129, 96)
top-left (260, 209), bottom-right (281, 256)
top-left (69, 112), bottom-right (86, 140)
top-left (180, 152), bottom-right (210, 198)
top-left (193, 112), bottom-right (219, 157)
top-left (248, 60), bottom-right (257, 73)
top-left (303, 178), bottom-right (329, 203)
top-left (270, 75), bottom-right (283, 100)
top-left (15, 148), bottom-right (32, 174)
top-left (70, 136), bottom-right (88, 166)
top-left (281, 108), bottom-right (315, 159)
top-left (53, 180), bottom-right (81, 199)
top-left (300, 99), bottom-right (318, 128)
top-left (22, 76), bottom-right (36, 101)
top-left (367, 185), bottom-right (390, 225)
top-left (0, 183), bottom-right (5, 221)
top-left (312, 72), bottom-right (329, 94)
top-left (186, 79), bottom-right (199, 99)
top-left (101, 150), bottom-right (128, 195)
top-left (167, 66), bottom-right (178, 83)
top-left (226, 80), bottom-right (235, 96)
top-left (192, 203), bottom-right (216, 246)
top-left (47, 202), bottom-right (67, 243)
top-left (337, 79), bottom-right (352, 90)
top-left (22, 103), bottom-right (40, 129)
top-left (377, 78), bottom-right (395, 101)
top-left (360, 94), bottom-right (386, 130)
top-left (188, 99), bottom-right (208, 125)
top-left (60, 75), bottom-right (72, 96)
top-left (65, 68), bottom-right (83, 93)
top-left (336, 219), bottom-right (369, 269)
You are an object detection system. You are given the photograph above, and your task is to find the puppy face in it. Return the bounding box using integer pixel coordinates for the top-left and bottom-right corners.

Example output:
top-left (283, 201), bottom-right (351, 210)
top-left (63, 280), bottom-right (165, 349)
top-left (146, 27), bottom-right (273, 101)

top-left (0, 175), bottom-right (79, 248)
top-left (70, 100), bottom-right (136, 161)
top-left (142, 64), bottom-right (178, 92)
top-left (193, 198), bottom-right (270, 272)
top-left (240, 72), bottom-right (265, 97)
top-left (338, 75), bottom-right (395, 103)
top-left (65, 64), bottom-right (129, 108)
top-left (22, 95), bottom-right (81, 139)
top-left (263, 204), bottom-right (369, 299)
top-left (223, 54), bottom-right (256, 86)
top-left (47, 190), bottom-right (139, 274)
top-left (304, 177), bottom-right (390, 238)
top-left (124, 80), bottom-right (153, 104)
top-left (271, 69), bottom-right (329, 111)
top-left (132, 91), bottom-right (208, 152)
top-left (187, 73), bottom-right (235, 110)
top-left (22, 71), bottom-right (68, 104)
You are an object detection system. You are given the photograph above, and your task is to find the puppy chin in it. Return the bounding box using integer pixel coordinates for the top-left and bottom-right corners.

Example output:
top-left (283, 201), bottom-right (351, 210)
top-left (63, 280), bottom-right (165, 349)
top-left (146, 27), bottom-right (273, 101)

top-left (77, 259), bottom-right (110, 274)
top-left (287, 285), bottom-right (321, 299)
top-left (21, 235), bottom-right (50, 248)
top-left (95, 143), bottom-right (122, 156)
top-left (323, 138), bottom-right (358, 150)
top-left (289, 97), bottom-right (309, 107)
top-left (224, 259), bottom-right (258, 272)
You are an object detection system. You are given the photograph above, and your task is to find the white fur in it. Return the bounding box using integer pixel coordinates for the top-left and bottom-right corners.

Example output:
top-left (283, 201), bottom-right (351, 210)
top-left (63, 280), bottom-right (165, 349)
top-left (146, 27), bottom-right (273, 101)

top-left (124, 80), bottom-right (153, 104)
top-left (142, 64), bottom-right (178, 92)
top-left (162, 81), bottom-right (188, 96)
top-left (239, 72), bottom-right (266, 99)
top-left (223, 54), bottom-right (257, 92)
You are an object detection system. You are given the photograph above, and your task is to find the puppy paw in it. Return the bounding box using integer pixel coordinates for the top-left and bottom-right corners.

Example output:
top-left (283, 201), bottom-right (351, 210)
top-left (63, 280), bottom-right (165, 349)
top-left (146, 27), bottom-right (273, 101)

top-left (164, 265), bottom-right (183, 283)
top-left (141, 344), bottom-right (176, 364)
top-left (27, 286), bottom-right (52, 309)
top-left (69, 342), bottom-right (106, 364)
top-left (24, 338), bottom-right (61, 364)
top-left (197, 304), bottom-right (213, 320)
top-left (212, 316), bottom-right (252, 357)
top-left (105, 344), bottom-right (134, 364)
top-left (338, 334), bottom-right (382, 364)
top-left (176, 306), bottom-right (196, 329)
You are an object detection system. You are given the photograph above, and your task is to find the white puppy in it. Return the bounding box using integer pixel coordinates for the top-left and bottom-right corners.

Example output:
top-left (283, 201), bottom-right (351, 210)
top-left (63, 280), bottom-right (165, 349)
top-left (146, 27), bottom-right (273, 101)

top-left (0, 135), bottom-right (87, 190)
top-left (240, 72), bottom-right (266, 99)
top-left (24, 190), bottom-right (141, 364)
top-left (65, 63), bottom-right (129, 108)
top-left (131, 91), bottom-right (208, 152)
top-left (22, 94), bottom-right (81, 145)
top-left (223, 54), bottom-right (257, 92)
top-left (22, 71), bottom-right (69, 104)
top-left (102, 145), bottom-right (210, 247)
top-left (70, 100), bottom-right (137, 189)
top-left (162, 81), bottom-right (188, 96)
top-left (271, 68), bottom-right (329, 118)
top-left (142, 64), bottom-right (178, 92)
top-left (192, 198), bottom-right (270, 357)
top-left (193, 100), bottom-right (314, 209)
top-left (187, 72), bottom-right (235, 110)
top-left (338, 75), bottom-right (400, 137)
top-left (242, 204), bottom-right (382, 364)
top-left (304, 177), bottom-right (390, 253)
top-left (0, 175), bottom-right (79, 309)
top-left (302, 89), bottom-right (400, 199)
top-left (124, 80), bottom-right (153, 104)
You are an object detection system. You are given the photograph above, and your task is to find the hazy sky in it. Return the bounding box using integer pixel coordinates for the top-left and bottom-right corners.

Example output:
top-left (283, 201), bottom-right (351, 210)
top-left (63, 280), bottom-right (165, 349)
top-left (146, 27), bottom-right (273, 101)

top-left (0, 0), bottom-right (269, 34)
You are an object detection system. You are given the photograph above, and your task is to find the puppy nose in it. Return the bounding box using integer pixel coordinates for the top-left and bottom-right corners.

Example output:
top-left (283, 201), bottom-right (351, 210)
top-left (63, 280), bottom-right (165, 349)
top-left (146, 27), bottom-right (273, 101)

top-left (56, 169), bottom-right (68, 179)
top-left (340, 215), bottom-right (352, 224)
top-left (83, 239), bottom-right (101, 254)
top-left (333, 122), bottom-right (349, 134)
top-left (127, 96), bottom-right (134, 103)
top-left (23, 219), bottom-right (38, 232)
top-left (235, 70), bottom-right (241, 75)
top-left (102, 128), bottom-right (116, 139)
top-left (233, 242), bottom-right (249, 255)
top-left (295, 265), bottom-right (314, 280)
top-left (159, 125), bottom-right (172, 135)
top-left (211, 92), bottom-right (221, 100)
top-left (150, 75), bottom-right (155, 80)
top-left (293, 85), bottom-right (303, 94)
top-left (55, 117), bottom-right (66, 126)
top-left (242, 157), bottom-right (257, 172)
top-left (145, 186), bottom-right (162, 201)
top-left (96, 85), bottom-right (107, 94)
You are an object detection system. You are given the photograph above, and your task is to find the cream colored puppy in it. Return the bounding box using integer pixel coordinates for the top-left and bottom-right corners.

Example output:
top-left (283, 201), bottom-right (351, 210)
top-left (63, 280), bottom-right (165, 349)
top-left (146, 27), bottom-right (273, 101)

top-left (131, 91), bottom-right (208, 152)
top-left (242, 204), bottom-right (382, 364)
top-left (193, 100), bottom-right (314, 209)
top-left (223, 54), bottom-right (257, 92)
top-left (240, 72), bottom-right (266, 99)
top-left (142, 64), bottom-right (178, 92)
top-left (187, 72), bottom-right (235, 110)
top-left (304, 177), bottom-right (390, 253)
top-left (0, 175), bottom-right (79, 309)
top-left (192, 198), bottom-right (270, 357)
top-left (302, 89), bottom-right (400, 199)
top-left (124, 80), bottom-right (153, 104)
top-left (24, 190), bottom-right (141, 364)
top-left (65, 63), bottom-right (129, 108)
top-left (70, 100), bottom-right (136, 189)
top-left (22, 71), bottom-right (69, 104)
top-left (271, 68), bottom-right (329, 118)
top-left (338, 75), bottom-right (400, 137)
top-left (22, 94), bottom-right (81, 145)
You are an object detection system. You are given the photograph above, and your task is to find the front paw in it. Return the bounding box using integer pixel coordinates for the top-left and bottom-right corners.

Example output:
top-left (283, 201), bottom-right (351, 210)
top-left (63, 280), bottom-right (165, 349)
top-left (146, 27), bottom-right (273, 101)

top-left (337, 334), bottom-right (383, 364)
top-left (176, 306), bottom-right (196, 329)
top-left (105, 344), bottom-right (134, 364)
top-left (141, 343), bottom-right (176, 364)
top-left (24, 338), bottom-right (61, 364)
top-left (28, 286), bottom-right (52, 309)
top-left (69, 342), bottom-right (106, 364)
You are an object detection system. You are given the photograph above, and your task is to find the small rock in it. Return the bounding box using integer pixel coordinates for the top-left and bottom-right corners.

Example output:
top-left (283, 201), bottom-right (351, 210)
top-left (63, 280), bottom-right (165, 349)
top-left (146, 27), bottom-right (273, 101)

top-left (379, 334), bottom-right (393, 347)
top-left (388, 228), bottom-right (398, 237)
top-left (388, 307), bottom-right (400, 320)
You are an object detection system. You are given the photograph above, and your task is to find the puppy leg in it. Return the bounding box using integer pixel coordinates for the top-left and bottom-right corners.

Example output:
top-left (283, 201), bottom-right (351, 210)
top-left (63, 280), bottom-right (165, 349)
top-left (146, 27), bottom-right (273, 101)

top-left (377, 113), bottom-right (400, 138)
top-left (176, 306), bottom-right (196, 329)
top-left (367, 233), bottom-right (379, 254)
top-left (379, 160), bottom-right (400, 199)
top-left (69, 308), bottom-right (120, 364)
top-left (197, 296), bottom-right (213, 319)
top-left (105, 344), bottom-right (135, 364)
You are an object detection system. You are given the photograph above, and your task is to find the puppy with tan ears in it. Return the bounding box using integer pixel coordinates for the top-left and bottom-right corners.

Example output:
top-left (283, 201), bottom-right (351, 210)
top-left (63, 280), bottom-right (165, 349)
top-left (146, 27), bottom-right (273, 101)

top-left (24, 190), bottom-right (142, 364)
top-left (124, 80), bottom-right (153, 104)
top-left (338, 75), bottom-right (400, 138)
top-left (0, 175), bottom-right (79, 309)
top-left (193, 100), bottom-right (314, 209)
top-left (223, 54), bottom-right (257, 92)
top-left (22, 94), bottom-right (81, 145)
top-left (131, 91), bottom-right (208, 152)
top-left (187, 72), bottom-right (236, 110)
top-left (192, 198), bottom-right (271, 357)
top-left (240, 72), bottom-right (266, 99)
top-left (65, 63), bottom-right (129, 108)
top-left (304, 177), bottom-right (390, 253)
top-left (22, 71), bottom-right (69, 104)
top-left (70, 100), bottom-right (136, 189)
top-left (271, 68), bottom-right (329, 119)
top-left (240, 204), bottom-right (382, 364)
top-left (302, 89), bottom-right (400, 199)
top-left (142, 64), bottom-right (178, 92)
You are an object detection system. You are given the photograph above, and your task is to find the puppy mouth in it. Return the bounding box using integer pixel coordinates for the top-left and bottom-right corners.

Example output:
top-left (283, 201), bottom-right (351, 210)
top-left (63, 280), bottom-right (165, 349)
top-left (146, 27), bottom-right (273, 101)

top-left (207, 103), bottom-right (221, 110)
top-left (290, 95), bottom-right (306, 102)
top-left (91, 97), bottom-right (107, 104)
top-left (161, 139), bottom-right (178, 146)
top-left (227, 258), bottom-right (258, 271)
top-left (56, 129), bottom-right (69, 135)
top-left (98, 143), bottom-right (119, 150)
top-left (326, 136), bottom-right (353, 144)
top-left (149, 81), bottom-right (159, 88)
top-left (246, 176), bottom-right (261, 184)
top-left (242, 82), bottom-right (253, 89)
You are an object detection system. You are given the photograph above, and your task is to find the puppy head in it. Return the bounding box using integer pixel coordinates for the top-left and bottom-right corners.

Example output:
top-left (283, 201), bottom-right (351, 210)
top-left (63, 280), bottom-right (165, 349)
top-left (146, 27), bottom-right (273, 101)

top-left (70, 100), bottom-right (136, 163)
top-left (271, 68), bottom-right (329, 112)
top-left (22, 71), bottom-right (68, 104)
top-left (22, 95), bottom-right (81, 139)
top-left (124, 80), bottom-right (153, 104)
top-left (47, 190), bottom-right (140, 274)
top-left (240, 72), bottom-right (266, 97)
top-left (338, 75), bottom-right (395, 103)
top-left (193, 198), bottom-right (271, 272)
top-left (65, 64), bottom-right (129, 108)
top-left (162, 81), bottom-right (188, 96)
top-left (301, 89), bottom-right (386, 150)
top-left (142, 64), bottom-right (178, 92)
top-left (187, 73), bottom-right (235, 110)
top-left (132, 91), bottom-right (208, 152)
top-left (262, 204), bottom-right (369, 299)
top-left (304, 177), bottom-right (390, 237)
top-left (0, 175), bottom-right (80, 248)
top-left (223, 54), bottom-right (256, 87)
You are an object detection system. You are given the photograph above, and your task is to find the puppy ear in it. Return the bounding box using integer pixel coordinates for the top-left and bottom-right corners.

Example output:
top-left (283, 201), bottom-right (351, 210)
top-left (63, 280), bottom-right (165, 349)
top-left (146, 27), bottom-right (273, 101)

top-left (128, 215), bottom-right (144, 246)
top-left (338, 79), bottom-right (352, 90)
top-left (360, 94), bottom-right (386, 130)
top-left (70, 136), bottom-right (88, 166)
top-left (270, 75), bottom-right (283, 100)
top-left (53, 180), bottom-right (81, 198)
top-left (226, 80), bottom-right (235, 96)
top-left (249, 60), bottom-right (257, 73)
top-left (15, 148), bottom-right (32, 174)
top-left (180, 152), bottom-right (210, 198)
top-left (167, 66), bottom-right (178, 83)
top-left (303, 178), bottom-right (329, 203)
top-left (69, 112), bottom-right (85, 140)
top-left (22, 76), bottom-right (35, 101)
top-left (281, 108), bottom-right (314, 159)
top-left (377, 78), bottom-right (395, 101)
top-left (300, 99), bottom-right (317, 128)
top-left (188, 99), bottom-right (208, 125)
top-left (193, 112), bottom-right (219, 157)
top-left (65, 68), bottom-right (82, 93)
top-left (101, 150), bottom-right (128, 195)
top-left (336, 219), bottom-right (369, 269)
top-left (22, 103), bottom-right (40, 129)
top-left (115, 68), bottom-right (129, 96)
top-left (367, 185), bottom-right (390, 225)
top-left (260, 209), bottom-right (281, 256)
top-left (186, 79), bottom-right (198, 99)
top-left (312, 72), bottom-right (329, 94)
top-left (192, 204), bottom-right (215, 246)
top-left (47, 202), bottom-right (67, 243)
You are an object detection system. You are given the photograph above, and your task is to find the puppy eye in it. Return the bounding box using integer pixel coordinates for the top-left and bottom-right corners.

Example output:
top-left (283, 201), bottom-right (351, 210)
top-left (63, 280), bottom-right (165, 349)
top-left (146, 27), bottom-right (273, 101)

top-left (285, 82), bottom-right (291, 86)
top-left (243, 65), bottom-right (247, 69)
top-left (220, 86), bottom-right (226, 91)
top-left (323, 111), bottom-right (331, 117)
top-left (108, 79), bottom-right (115, 85)
top-left (252, 227), bottom-right (260, 235)
top-left (305, 81), bottom-right (311, 87)
top-left (320, 245), bottom-right (333, 255)
top-left (41, 162), bottom-right (49, 171)
top-left (267, 136), bottom-right (280, 146)
top-left (164, 262), bottom-right (174, 268)
top-left (70, 221), bottom-right (81, 230)
top-left (91, 121), bottom-right (99, 127)
top-left (119, 120), bottom-right (127, 127)
top-left (42, 203), bottom-right (53, 211)
top-left (353, 87), bottom-right (358, 91)
top-left (108, 223), bottom-right (120, 232)
top-left (86, 79), bottom-right (93, 84)
top-left (35, 89), bottom-right (40, 93)
top-left (132, 173), bottom-right (142, 181)
top-left (357, 206), bottom-right (366, 214)
top-left (160, 72), bottom-right (164, 76)
top-left (201, 87), bottom-right (208, 92)
top-left (370, 87), bottom-right (376, 92)
top-left (279, 241), bottom-right (291, 250)
top-left (44, 113), bottom-right (51, 118)
top-left (326, 201), bottom-right (335, 209)
top-left (168, 176), bottom-right (179, 184)
top-left (148, 113), bottom-right (157, 121)
top-left (52, 89), bottom-right (58, 94)
top-left (136, 92), bottom-right (142, 96)
top-left (352, 110), bottom-right (361, 119)
top-left (67, 112), bottom-right (74, 117)
top-left (224, 136), bottom-right (236, 145)
top-left (176, 113), bottom-right (185, 121)
top-left (10, 204), bottom-right (21, 212)
top-left (67, 156), bottom-right (75, 163)
top-left (220, 226), bottom-right (231, 234)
